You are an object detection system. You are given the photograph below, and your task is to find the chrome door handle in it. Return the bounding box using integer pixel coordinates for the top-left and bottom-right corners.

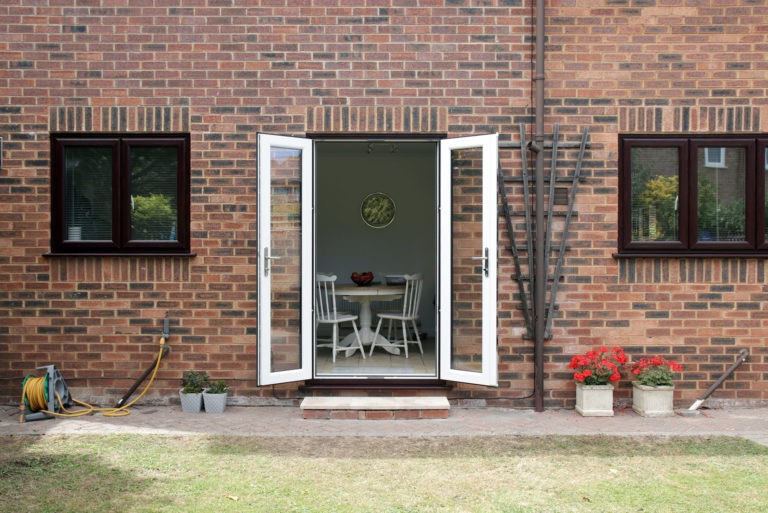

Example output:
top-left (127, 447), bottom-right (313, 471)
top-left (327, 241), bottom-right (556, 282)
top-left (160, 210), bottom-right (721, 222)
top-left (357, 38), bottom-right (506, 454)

top-left (471, 248), bottom-right (489, 277)
top-left (263, 247), bottom-right (281, 276)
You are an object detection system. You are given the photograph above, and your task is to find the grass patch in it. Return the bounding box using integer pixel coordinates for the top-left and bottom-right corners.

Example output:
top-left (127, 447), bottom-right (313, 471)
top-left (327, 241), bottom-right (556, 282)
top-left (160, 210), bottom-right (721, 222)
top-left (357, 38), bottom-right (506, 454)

top-left (1, 435), bottom-right (766, 513)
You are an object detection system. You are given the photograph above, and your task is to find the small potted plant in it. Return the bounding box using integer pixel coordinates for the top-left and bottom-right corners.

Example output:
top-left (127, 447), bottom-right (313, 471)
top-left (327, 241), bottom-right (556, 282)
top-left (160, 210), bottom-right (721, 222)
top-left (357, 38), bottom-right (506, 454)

top-left (631, 356), bottom-right (682, 417)
top-left (179, 371), bottom-right (209, 413)
top-left (202, 379), bottom-right (229, 414)
top-left (568, 346), bottom-right (627, 416)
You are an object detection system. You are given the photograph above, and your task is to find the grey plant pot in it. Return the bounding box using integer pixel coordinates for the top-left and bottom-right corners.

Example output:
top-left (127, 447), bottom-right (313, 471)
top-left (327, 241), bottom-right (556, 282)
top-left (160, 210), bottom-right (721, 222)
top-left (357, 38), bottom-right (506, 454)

top-left (179, 390), bottom-right (203, 413)
top-left (202, 391), bottom-right (228, 414)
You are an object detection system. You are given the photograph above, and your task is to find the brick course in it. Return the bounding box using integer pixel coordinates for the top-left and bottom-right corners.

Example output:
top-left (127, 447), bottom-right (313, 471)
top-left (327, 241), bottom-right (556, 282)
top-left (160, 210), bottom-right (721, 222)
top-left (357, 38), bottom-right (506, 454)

top-left (1, 1), bottom-right (767, 408)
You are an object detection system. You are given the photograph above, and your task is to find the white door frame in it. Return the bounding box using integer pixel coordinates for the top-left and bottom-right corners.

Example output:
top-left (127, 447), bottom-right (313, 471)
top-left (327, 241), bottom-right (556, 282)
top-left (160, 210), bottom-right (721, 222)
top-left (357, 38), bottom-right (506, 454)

top-left (258, 134), bottom-right (498, 387)
top-left (438, 134), bottom-right (498, 386)
top-left (257, 134), bottom-right (313, 385)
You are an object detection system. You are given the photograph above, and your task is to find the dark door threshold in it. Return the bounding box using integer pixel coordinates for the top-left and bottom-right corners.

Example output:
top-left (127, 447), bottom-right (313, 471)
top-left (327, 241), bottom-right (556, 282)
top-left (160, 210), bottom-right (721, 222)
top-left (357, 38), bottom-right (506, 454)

top-left (300, 378), bottom-right (451, 393)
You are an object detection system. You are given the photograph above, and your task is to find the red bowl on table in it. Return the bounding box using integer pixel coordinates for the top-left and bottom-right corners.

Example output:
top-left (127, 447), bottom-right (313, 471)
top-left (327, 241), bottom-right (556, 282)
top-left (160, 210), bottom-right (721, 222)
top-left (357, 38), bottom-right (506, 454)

top-left (351, 272), bottom-right (374, 286)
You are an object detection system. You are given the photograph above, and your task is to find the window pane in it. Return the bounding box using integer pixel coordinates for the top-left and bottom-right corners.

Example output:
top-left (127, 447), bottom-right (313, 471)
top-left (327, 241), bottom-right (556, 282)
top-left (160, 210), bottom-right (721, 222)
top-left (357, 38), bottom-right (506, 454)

top-left (697, 147), bottom-right (746, 242)
top-left (765, 147), bottom-right (768, 242)
top-left (450, 147), bottom-right (483, 373)
top-left (129, 146), bottom-right (178, 241)
top-left (64, 146), bottom-right (113, 241)
top-left (630, 147), bottom-right (680, 242)
top-left (704, 147), bottom-right (726, 168)
top-left (269, 147), bottom-right (303, 373)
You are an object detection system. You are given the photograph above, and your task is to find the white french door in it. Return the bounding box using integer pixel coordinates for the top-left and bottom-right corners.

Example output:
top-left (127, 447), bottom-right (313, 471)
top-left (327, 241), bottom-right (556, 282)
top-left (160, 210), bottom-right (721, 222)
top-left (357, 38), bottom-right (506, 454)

top-left (257, 134), bottom-right (313, 385)
top-left (257, 133), bottom-right (498, 387)
top-left (438, 134), bottom-right (498, 386)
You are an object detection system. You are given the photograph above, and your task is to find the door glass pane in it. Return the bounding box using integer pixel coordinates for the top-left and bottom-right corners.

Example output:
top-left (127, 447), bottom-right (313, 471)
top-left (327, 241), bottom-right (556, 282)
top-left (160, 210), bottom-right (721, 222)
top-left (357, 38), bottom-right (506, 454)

top-left (64, 146), bottom-right (113, 241)
top-left (697, 146), bottom-right (746, 242)
top-left (129, 146), bottom-right (178, 241)
top-left (450, 147), bottom-right (483, 373)
top-left (630, 147), bottom-right (679, 242)
top-left (269, 147), bottom-right (303, 373)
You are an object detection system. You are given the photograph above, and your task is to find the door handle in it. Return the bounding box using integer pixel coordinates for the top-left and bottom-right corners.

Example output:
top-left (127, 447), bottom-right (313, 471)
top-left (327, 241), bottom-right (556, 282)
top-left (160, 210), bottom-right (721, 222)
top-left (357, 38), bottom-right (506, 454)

top-left (471, 247), bottom-right (489, 277)
top-left (263, 247), bottom-right (281, 276)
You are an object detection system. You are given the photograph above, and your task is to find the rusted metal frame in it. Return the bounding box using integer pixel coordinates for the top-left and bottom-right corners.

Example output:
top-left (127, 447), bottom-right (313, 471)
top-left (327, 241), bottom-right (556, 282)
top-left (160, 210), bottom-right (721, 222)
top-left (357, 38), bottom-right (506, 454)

top-left (542, 124), bottom-right (561, 322)
top-left (544, 127), bottom-right (589, 339)
top-left (518, 124), bottom-right (536, 325)
top-left (497, 156), bottom-right (533, 339)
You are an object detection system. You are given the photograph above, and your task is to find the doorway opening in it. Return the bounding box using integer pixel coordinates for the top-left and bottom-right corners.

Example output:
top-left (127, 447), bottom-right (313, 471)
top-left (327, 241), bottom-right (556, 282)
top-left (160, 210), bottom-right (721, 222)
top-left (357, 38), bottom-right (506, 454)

top-left (314, 139), bottom-right (438, 378)
top-left (257, 132), bottom-right (498, 387)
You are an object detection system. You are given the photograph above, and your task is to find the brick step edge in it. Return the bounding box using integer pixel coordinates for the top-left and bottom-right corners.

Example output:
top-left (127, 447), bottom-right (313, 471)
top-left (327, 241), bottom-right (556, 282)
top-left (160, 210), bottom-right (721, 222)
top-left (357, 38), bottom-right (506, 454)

top-left (300, 396), bottom-right (450, 420)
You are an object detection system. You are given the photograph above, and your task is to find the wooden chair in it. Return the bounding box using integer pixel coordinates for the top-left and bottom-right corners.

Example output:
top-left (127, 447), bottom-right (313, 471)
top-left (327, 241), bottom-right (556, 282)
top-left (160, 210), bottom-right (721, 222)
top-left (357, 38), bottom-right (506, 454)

top-left (370, 273), bottom-right (423, 358)
top-left (315, 274), bottom-right (365, 363)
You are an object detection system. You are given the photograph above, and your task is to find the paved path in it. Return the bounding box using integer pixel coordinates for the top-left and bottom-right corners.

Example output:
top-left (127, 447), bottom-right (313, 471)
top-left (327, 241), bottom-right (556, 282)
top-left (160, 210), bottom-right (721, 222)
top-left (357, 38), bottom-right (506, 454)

top-left (3, 404), bottom-right (767, 446)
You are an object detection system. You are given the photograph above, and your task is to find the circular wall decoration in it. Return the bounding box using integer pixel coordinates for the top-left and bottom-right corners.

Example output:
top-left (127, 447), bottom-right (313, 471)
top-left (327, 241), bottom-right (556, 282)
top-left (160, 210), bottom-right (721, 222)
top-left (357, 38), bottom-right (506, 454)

top-left (360, 192), bottom-right (396, 228)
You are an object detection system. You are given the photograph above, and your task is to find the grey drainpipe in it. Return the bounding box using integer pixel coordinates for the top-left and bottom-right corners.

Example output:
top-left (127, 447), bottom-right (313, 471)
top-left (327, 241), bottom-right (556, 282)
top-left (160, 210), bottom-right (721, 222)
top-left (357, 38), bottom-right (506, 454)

top-left (533, 0), bottom-right (546, 412)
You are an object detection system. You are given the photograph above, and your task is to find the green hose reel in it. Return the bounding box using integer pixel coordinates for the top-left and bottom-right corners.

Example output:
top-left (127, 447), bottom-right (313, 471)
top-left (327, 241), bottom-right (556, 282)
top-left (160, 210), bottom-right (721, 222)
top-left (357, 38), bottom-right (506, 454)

top-left (21, 365), bottom-right (72, 422)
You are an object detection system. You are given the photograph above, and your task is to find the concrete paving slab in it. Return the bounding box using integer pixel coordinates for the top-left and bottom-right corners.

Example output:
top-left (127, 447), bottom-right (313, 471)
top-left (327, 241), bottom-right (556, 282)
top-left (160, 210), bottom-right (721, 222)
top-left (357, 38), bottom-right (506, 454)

top-left (2, 404), bottom-right (766, 445)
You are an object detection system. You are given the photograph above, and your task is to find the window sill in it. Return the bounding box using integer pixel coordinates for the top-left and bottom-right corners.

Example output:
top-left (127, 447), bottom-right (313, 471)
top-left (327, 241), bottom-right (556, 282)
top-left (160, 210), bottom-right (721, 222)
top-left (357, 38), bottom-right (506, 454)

top-left (44, 252), bottom-right (197, 258)
top-left (613, 251), bottom-right (768, 259)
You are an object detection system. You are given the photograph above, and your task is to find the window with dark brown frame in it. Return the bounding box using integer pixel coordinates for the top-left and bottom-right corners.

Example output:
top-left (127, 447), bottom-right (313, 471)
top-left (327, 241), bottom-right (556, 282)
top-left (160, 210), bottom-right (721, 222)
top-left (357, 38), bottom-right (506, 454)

top-left (50, 133), bottom-right (190, 254)
top-left (619, 135), bottom-right (768, 256)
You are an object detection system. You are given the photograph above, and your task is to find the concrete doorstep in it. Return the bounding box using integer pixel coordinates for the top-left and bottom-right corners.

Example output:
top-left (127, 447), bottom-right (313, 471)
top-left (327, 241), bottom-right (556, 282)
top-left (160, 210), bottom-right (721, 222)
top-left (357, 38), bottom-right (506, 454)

top-left (300, 396), bottom-right (450, 420)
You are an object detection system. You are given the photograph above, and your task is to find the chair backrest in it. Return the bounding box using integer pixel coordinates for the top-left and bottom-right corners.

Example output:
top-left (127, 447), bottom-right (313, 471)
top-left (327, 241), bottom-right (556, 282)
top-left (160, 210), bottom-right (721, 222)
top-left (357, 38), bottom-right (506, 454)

top-left (401, 273), bottom-right (423, 318)
top-left (315, 273), bottom-right (338, 321)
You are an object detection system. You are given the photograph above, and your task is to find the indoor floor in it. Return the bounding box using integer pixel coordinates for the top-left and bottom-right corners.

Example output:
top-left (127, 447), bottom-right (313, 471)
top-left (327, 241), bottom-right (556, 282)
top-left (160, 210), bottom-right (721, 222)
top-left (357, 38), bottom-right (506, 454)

top-left (315, 337), bottom-right (437, 377)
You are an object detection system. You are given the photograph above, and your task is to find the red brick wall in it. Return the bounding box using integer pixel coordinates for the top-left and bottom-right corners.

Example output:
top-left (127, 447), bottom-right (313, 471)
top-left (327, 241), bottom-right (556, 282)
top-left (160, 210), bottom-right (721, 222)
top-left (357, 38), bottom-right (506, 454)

top-left (1, 1), bottom-right (766, 408)
top-left (541, 0), bottom-right (768, 408)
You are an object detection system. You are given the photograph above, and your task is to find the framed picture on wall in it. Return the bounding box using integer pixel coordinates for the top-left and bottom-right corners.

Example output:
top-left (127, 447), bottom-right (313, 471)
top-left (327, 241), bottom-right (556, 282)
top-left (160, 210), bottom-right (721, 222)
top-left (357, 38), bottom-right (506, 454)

top-left (361, 192), bottom-right (395, 228)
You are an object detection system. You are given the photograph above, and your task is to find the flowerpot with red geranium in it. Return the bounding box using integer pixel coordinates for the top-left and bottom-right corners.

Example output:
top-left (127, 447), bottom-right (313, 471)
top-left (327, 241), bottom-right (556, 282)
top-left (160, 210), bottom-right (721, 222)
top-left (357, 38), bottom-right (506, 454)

top-left (568, 346), bottom-right (627, 417)
top-left (631, 356), bottom-right (682, 417)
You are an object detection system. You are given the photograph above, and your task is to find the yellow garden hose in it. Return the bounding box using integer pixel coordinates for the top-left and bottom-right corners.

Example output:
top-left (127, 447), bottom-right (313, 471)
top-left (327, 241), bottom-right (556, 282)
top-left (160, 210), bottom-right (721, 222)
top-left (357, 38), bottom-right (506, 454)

top-left (20, 337), bottom-right (167, 421)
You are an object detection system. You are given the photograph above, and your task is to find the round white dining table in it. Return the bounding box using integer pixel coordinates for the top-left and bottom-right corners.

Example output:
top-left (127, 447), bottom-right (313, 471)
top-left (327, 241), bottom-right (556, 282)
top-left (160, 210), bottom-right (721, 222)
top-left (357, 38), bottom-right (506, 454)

top-left (335, 283), bottom-right (405, 356)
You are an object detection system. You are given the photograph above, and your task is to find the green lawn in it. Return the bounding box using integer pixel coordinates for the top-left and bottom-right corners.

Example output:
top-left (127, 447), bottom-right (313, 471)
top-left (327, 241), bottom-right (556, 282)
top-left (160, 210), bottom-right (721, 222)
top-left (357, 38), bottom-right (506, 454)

top-left (1, 435), bottom-right (766, 513)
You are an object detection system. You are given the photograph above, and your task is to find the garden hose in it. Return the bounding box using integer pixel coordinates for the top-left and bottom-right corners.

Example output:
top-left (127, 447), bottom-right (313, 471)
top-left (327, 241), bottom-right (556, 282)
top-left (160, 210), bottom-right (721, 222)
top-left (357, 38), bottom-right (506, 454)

top-left (21, 374), bottom-right (51, 412)
top-left (19, 337), bottom-right (167, 422)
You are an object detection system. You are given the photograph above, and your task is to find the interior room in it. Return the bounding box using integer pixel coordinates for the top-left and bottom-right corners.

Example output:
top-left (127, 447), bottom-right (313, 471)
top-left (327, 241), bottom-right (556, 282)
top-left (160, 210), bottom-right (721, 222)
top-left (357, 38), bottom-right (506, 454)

top-left (314, 140), bottom-right (438, 377)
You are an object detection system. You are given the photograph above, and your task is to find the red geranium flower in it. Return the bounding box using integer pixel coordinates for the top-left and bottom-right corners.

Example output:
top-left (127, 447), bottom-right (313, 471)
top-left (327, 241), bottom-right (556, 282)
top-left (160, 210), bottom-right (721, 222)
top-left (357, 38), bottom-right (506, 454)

top-left (631, 356), bottom-right (682, 387)
top-left (568, 346), bottom-right (627, 385)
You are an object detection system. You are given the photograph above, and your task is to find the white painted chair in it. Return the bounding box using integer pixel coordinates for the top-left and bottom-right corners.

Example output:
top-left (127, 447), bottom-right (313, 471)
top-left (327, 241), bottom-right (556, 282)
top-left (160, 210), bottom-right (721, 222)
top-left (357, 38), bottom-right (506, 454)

top-left (370, 273), bottom-right (423, 358)
top-left (315, 274), bottom-right (365, 363)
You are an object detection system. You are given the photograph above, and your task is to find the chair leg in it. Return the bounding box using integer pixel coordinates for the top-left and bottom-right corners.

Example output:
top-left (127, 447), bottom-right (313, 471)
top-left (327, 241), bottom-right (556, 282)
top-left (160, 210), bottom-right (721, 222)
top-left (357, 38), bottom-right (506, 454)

top-left (401, 320), bottom-right (409, 358)
top-left (351, 321), bottom-right (365, 359)
top-left (370, 318), bottom-right (384, 357)
top-left (331, 323), bottom-right (338, 363)
top-left (410, 320), bottom-right (423, 355)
